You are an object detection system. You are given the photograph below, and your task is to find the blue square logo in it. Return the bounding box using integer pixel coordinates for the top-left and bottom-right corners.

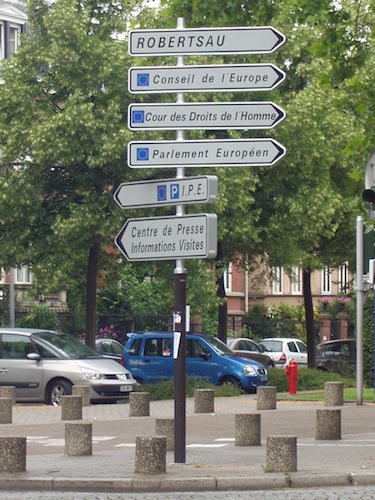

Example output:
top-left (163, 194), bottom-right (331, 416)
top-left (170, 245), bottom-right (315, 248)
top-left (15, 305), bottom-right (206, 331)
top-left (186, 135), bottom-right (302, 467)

top-left (132, 110), bottom-right (145, 124)
top-left (137, 73), bottom-right (150, 87)
top-left (136, 148), bottom-right (149, 161)
top-left (157, 185), bottom-right (167, 201)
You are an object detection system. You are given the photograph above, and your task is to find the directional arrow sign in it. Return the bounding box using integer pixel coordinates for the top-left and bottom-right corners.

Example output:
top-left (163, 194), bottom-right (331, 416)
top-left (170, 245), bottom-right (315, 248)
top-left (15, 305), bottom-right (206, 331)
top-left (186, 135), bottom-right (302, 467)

top-left (129, 26), bottom-right (285, 56)
top-left (114, 176), bottom-right (218, 208)
top-left (128, 139), bottom-right (287, 168)
top-left (129, 102), bottom-right (286, 131)
top-left (115, 214), bottom-right (218, 261)
top-left (129, 64), bottom-right (286, 94)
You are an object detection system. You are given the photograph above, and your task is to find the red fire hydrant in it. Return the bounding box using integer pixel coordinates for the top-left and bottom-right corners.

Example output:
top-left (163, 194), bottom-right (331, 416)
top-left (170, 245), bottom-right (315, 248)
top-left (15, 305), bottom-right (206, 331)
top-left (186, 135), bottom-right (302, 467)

top-left (285, 359), bottom-right (298, 395)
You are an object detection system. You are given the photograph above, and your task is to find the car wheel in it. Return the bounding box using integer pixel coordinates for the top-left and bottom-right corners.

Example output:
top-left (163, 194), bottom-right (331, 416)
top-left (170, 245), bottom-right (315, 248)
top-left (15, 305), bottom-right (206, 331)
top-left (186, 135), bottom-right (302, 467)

top-left (47, 379), bottom-right (72, 406)
top-left (220, 376), bottom-right (243, 391)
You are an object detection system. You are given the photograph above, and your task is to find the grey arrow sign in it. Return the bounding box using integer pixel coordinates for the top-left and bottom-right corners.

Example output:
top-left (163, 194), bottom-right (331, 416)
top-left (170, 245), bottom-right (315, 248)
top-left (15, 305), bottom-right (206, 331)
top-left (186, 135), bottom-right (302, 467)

top-left (128, 139), bottom-right (287, 168)
top-left (128, 102), bottom-right (286, 130)
top-left (129, 26), bottom-right (285, 56)
top-left (128, 64), bottom-right (286, 94)
top-left (115, 214), bottom-right (218, 261)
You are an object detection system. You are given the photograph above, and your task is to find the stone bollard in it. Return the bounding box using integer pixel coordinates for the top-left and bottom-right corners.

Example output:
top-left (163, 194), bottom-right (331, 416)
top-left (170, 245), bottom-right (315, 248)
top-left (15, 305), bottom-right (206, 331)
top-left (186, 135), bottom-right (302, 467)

top-left (72, 385), bottom-right (91, 406)
top-left (135, 436), bottom-right (166, 474)
top-left (316, 409), bottom-right (341, 440)
top-left (194, 389), bottom-right (215, 413)
top-left (155, 418), bottom-right (174, 451)
top-left (0, 398), bottom-right (13, 424)
top-left (257, 386), bottom-right (277, 410)
top-left (235, 413), bottom-right (261, 446)
top-left (266, 435), bottom-right (297, 472)
top-left (325, 381), bottom-right (344, 406)
top-left (65, 422), bottom-right (93, 456)
top-left (0, 437), bottom-right (26, 472)
top-left (129, 392), bottom-right (150, 417)
top-left (61, 395), bottom-right (83, 421)
top-left (0, 386), bottom-right (16, 405)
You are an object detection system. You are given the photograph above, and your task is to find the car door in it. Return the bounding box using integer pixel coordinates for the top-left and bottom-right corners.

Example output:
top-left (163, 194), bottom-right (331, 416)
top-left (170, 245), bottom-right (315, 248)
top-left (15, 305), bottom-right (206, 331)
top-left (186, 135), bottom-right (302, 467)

top-left (140, 337), bottom-right (173, 382)
top-left (186, 339), bottom-right (215, 382)
top-left (0, 333), bottom-right (44, 401)
top-left (290, 340), bottom-right (308, 365)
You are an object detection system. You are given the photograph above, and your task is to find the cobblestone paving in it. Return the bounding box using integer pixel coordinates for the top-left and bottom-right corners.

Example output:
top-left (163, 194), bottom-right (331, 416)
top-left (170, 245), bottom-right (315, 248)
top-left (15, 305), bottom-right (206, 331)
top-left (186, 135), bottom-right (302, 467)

top-left (3, 486), bottom-right (375, 499)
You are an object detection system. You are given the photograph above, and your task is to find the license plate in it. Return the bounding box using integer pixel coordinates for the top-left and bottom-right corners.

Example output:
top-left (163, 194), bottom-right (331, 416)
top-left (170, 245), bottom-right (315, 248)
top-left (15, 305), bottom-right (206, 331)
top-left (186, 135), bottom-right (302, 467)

top-left (260, 376), bottom-right (268, 382)
top-left (120, 385), bottom-right (132, 392)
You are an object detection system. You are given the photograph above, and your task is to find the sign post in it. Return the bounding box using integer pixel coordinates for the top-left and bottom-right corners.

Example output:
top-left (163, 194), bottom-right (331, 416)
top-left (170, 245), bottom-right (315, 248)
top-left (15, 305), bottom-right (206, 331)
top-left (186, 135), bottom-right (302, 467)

top-left (115, 18), bottom-right (286, 465)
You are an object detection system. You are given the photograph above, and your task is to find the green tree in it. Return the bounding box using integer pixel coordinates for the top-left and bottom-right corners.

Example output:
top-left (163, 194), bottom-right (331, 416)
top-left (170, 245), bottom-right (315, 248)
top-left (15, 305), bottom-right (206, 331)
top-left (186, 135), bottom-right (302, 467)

top-left (0, 0), bottom-right (143, 347)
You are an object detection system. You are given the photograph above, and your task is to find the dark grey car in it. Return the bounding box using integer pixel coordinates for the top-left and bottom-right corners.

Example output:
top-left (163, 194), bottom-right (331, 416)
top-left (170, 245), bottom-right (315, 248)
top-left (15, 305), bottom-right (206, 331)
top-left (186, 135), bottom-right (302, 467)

top-left (315, 339), bottom-right (356, 372)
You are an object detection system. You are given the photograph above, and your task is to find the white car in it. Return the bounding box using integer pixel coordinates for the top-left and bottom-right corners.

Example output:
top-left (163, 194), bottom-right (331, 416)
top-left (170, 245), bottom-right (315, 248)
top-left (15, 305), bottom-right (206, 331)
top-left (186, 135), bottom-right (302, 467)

top-left (259, 338), bottom-right (308, 367)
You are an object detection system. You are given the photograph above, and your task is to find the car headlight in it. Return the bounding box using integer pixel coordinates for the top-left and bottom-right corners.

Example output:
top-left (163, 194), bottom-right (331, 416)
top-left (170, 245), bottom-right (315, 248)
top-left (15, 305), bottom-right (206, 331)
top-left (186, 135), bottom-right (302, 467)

top-left (243, 365), bottom-right (257, 376)
top-left (81, 368), bottom-right (106, 381)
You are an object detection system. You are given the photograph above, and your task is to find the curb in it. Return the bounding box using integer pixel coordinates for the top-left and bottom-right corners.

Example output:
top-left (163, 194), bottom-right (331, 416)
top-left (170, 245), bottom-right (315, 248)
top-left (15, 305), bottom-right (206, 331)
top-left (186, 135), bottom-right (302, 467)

top-left (1, 473), bottom-right (375, 493)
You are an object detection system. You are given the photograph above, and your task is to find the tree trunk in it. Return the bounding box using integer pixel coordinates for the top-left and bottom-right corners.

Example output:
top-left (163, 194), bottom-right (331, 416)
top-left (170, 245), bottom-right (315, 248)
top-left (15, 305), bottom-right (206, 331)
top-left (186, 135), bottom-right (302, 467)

top-left (216, 241), bottom-right (228, 343)
top-left (303, 268), bottom-right (316, 368)
top-left (85, 240), bottom-right (100, 349)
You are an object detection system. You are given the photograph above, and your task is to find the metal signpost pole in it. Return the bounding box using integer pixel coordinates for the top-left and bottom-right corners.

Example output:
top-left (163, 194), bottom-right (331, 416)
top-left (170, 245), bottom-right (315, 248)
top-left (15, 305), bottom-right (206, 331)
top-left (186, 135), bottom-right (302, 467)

top-left (356, 216), bottom-right (364, 405)
top-left (174, 17), bottom-right (187, 464)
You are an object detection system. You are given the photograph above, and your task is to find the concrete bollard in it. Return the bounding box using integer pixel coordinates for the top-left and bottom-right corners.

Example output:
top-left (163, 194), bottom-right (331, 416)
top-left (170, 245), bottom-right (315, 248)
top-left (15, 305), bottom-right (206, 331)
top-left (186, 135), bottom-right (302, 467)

top-left (155, 418), bottom-right (174, 451)
top-left (316, 409), bottom-right (341, 440)
top-left (266, 435), bottom-right (297, 472)
top-left (235, 413), bottom-right (261, 446)
top-left (324, 381), bottom-right (344, 406)
top-left (135, 436), bottom-right (166, 474)
top-left (194, 389), bottom-right (215, 413)
top-left (129, 392), bottom-right (150, 417)
top-left (0, 437), bottom-right (26, 472)
top-left (65, 422), bottom-right (93, 456)
top-left (0, 386), bottom-right (16, 405)
top-left (257, 386), bottom-right (277, 410)
top-left (0, 398), bottom-right (13, 424)
top-left (61, 395), bottom-right (83, 421)
top-left (72, 385), bottom-right (91, 406)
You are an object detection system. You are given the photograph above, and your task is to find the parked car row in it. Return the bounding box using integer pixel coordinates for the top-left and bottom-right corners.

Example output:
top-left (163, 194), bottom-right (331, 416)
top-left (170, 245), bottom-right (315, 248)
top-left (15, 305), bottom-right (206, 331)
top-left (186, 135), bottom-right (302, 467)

top-left (0, 327), bottom-right (355, 406)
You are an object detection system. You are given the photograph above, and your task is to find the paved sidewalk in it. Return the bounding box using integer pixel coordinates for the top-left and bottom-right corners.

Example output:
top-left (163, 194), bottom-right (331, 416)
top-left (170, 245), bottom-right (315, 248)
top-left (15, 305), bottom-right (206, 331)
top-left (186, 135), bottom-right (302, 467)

top-left (0, 395), bottom-right (375, 492)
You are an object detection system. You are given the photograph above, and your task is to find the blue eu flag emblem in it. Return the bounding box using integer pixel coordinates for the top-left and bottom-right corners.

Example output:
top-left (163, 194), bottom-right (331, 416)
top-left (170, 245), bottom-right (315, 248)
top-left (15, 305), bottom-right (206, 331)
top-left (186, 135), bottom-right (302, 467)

top-left (136, 148), bottom-right (149, 161)
top-left (137, 74), bottom-right (150, 87)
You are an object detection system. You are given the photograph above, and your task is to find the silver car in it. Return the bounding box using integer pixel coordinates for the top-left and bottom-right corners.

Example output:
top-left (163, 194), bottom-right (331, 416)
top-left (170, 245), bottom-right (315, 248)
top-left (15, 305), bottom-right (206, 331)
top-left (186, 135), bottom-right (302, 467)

top-left (0, 328), bottom-right (137, 405)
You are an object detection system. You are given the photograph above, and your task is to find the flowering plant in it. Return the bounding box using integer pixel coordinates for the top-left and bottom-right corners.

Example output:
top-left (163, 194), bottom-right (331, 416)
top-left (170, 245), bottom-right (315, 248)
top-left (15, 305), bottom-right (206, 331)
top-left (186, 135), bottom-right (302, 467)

top-left (79, 325), bottom-right (119, 341)
top-left (321, 296), bottom-right (332, 304)
top-left (336, 296), bottom-right (351, 303)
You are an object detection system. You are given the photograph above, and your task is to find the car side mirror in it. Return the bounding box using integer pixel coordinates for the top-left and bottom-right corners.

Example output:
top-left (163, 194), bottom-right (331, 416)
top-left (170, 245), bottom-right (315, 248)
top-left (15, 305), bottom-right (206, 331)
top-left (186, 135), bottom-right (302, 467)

top-left (27, 352), bottom-right (41, 361)
top-left (200, 352), bottom-right (211, 361)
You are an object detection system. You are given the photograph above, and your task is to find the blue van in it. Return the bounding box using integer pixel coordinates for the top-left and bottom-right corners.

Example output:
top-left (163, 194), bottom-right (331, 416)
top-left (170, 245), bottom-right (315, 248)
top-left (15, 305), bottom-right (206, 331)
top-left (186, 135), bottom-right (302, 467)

top-left (122, 332), bottom-right (268, 393)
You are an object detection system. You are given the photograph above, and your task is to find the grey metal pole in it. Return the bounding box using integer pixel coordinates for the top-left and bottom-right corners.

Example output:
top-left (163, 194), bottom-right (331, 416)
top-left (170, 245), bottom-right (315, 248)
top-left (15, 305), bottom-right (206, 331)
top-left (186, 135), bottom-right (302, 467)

top-left (356, 216), bottom-right (364, 405)
top-left (9, 267), bottom-right (15, 328)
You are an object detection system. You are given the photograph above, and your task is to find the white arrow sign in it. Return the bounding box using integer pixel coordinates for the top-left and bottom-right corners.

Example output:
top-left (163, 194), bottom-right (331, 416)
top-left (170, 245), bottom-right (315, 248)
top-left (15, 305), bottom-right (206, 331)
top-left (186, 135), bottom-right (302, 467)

top-left (115, 214), bottom-right (217, 261)
top-left (128, 102), bottom-right (286, 130)
top-left (129, 64), bottom-right (286, 94)
top-left (114, 176), bottom-right (218, 208)
top-left (128, 139), bottom-right (287, 168)
top-left (129, 26), bottom-right (285, 56)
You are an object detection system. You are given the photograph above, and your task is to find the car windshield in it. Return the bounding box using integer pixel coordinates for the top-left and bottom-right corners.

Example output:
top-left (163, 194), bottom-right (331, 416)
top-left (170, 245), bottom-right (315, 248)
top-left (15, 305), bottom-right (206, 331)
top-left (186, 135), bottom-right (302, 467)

top-left (204, 336), bottom-right (234, 356)
top-left (260, 340), bottom-right (282, 352)
top-left (33, 331), bottom-right (98, 358)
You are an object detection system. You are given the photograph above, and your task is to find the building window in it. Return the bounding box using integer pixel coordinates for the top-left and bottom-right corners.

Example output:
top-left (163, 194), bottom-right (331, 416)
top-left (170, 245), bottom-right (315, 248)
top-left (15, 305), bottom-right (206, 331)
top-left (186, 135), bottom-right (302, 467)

top-left (272, 266), bottom-right (283, 294)
top-left (0, 268), bottom-right (5, 284)
top-left (291, 266), bottom-right (302, 295)
top-left (224, 263), bottom-right (232, 293)
top-left (321, 267), bottom-right (332, 294)
top-left (16, 265), bottom-right (32, 284)
top-left (9, 26), bottom-right (19, 55)
top-left (338, 262), bottom-right (349, 293)
top-left (0, 24), bottom-right (3, 59)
